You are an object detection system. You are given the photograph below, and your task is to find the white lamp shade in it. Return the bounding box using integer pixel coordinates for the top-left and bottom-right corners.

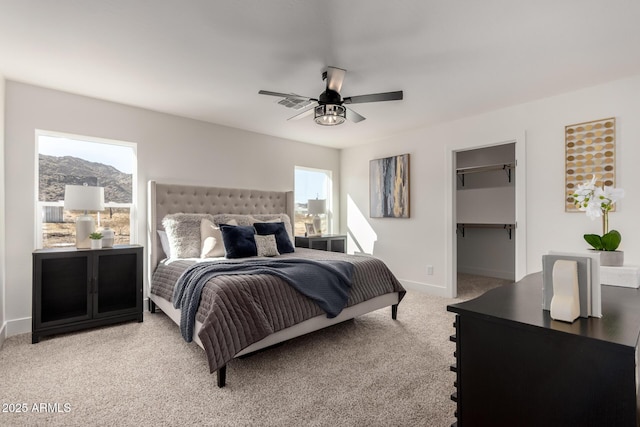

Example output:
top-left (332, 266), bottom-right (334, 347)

top-left (64, 185), bottom-right (105, 212)
top-left (307, 199), bottom-right (326, 215)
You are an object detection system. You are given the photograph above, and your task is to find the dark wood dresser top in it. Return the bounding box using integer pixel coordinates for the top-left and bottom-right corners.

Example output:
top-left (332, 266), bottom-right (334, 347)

top-left (448, 272), bottom-right (640, 348)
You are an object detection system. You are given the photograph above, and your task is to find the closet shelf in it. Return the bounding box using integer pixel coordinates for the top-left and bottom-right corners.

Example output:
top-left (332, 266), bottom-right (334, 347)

top-left (456, 162), bottom-right (516, 186)
top-left (457, 223), bottom-right (516, 239)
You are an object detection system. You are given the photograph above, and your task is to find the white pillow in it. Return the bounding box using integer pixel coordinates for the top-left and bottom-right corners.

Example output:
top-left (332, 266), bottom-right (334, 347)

top-left (157, 230), bottom-right (171, 259)
top-left (201, 218), bottom-right (237, 258)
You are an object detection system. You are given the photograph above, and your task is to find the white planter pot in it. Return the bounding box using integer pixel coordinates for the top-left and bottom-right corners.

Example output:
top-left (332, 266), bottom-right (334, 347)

top-left (91, 239), bottom-right (103, 249)
top-left (590, 249), bottom-right (624, 267)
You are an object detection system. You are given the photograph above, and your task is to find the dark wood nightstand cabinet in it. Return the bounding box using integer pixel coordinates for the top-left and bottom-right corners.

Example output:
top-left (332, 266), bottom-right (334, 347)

top-left (32, 245), bottom-right (143, 343)
top-left (295, 235), bottom-right (347, 253)
top-left (447, 273), bottom-right (640, 426)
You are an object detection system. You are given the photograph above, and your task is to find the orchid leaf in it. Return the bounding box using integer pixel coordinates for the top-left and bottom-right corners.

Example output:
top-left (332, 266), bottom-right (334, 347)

top-left (584, 234), bottom-right (603, 250)
top-left (601, 230), bottom-right (621, 251)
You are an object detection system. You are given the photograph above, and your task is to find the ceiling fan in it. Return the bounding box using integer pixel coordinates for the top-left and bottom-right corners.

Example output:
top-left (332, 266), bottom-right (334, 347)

top-left (258, 66), bottom-right (403, 126)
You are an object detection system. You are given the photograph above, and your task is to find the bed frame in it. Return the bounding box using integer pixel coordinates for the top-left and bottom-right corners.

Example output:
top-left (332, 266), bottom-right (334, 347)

top-left (147, 180), bottom-right (401, 387)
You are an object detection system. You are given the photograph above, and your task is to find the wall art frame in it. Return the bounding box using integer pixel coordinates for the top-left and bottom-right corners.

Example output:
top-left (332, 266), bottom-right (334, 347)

top-left (565, 117), bottom-right (616, 212)
top-left (369, 153), bottom-right (410, 218)
top-left (304, 222), bottom-right (318, 237)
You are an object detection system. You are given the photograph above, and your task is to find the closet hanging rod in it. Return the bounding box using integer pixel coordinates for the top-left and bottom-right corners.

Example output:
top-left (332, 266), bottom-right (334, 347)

top-left (456, 223), bottom-right (516, 239)
top-left (456, 162), bottom-right (516, 175)
top-left (456, 162), bottom-right (516, 186)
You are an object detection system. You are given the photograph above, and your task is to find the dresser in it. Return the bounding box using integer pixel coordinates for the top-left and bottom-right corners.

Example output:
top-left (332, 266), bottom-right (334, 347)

top-left (32, 245), bottom-right (143, 343)
top-left (447, 272), bottom-right (640, 426)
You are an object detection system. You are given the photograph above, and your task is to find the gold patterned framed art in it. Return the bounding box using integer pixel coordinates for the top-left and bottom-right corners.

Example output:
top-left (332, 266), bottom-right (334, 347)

top-left (565, 117), bottom-right (616, 212)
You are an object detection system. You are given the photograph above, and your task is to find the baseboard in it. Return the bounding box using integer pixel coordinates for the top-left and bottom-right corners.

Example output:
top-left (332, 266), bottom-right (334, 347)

top-left (0, 321), bottom-right (6, 350)
top-left (399, 279), bottom-right (450, 297)
top-left (6, 317), bottom-right (31, 337)
top-left (457, 266), bottom-right (515, 281)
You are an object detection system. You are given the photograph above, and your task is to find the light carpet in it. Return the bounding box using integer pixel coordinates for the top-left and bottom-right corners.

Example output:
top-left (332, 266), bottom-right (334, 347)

top-left (0, 274), bottom-right (510, 427)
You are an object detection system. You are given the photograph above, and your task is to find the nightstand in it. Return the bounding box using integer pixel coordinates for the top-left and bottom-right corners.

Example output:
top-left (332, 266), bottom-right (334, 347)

top-left (295, 234), bottom-right (347, 253)
top-left (32, 245), bottom-right (143, 343)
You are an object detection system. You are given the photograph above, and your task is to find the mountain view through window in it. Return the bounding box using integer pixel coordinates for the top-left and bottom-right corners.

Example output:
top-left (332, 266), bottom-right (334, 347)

top-left (37, 132), bottom-right (136, 249)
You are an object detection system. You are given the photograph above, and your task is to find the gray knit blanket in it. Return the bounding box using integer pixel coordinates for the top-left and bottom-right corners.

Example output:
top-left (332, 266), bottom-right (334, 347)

top-left (172, 258), bottom-right (354, 342)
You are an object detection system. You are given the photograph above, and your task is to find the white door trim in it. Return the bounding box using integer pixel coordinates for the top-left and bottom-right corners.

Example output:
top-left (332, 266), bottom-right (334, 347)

top-left (445, 132), bottom-right (527, 298)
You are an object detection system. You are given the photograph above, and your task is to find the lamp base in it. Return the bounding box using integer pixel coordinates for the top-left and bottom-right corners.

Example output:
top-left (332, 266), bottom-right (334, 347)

top-left (76, 215), bottom-right (95, 249)
top-left (312, 215), bottom-right (322, 236)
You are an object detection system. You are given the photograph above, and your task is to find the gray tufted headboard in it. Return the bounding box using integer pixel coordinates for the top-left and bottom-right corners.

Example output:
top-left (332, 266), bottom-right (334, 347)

top-left (147, 180), bottom-right (295, 273)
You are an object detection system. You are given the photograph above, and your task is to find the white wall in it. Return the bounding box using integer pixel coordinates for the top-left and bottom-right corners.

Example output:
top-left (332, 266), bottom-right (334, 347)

top-left (4, 81), bottom-right (340, 336)
top-left (341, 74), bottom-right (640, 297)
top-left (0, 76), bottom-right (6, 348)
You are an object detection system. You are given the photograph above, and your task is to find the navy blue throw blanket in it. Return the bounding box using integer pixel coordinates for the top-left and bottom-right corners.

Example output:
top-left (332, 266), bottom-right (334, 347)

top-left (173, 258), bottom-right (354, 342)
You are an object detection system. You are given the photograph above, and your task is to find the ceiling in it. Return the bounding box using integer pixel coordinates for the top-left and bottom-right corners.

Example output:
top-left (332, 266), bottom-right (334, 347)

top-left (2, 1), bottom-right (640, 149)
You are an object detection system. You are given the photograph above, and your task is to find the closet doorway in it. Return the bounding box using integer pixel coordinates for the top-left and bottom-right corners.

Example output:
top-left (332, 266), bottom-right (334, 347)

top-left (448, 138), bottom-right (526, 298)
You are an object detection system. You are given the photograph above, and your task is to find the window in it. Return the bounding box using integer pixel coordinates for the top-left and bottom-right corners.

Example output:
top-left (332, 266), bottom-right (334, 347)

top-left (36, 131), bottom-right (137, 249)
top-left (294, 166), bottom-right (332, 236)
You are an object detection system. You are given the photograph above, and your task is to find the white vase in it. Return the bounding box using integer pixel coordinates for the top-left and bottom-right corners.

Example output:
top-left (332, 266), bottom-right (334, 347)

top-left (91, 239), bottom-right (102, 249)
top-left (101, 227), bottom-right (115, 248)
top-left (550, 259), bottom-right (580, 323)
top-left (590, 249), bottom-right (624, 267)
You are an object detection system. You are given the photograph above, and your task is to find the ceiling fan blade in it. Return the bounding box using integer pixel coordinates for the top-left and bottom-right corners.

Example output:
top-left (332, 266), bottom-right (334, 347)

top-left (345, 107), bottom-right (366, 123)
top-left (258, 90), bottom-right (315, 101)
top-left (343, 90), bottom-right (403, 104)
top-left (325, 67), bottom-right (346, 93)
top-left (287, 105), bottom-right (317, 121)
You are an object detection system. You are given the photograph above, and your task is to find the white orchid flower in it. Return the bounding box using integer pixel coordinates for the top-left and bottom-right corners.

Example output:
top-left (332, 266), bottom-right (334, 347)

top-left (580, 176), bottom-right (597, 191)
top-left (569, 177), bottom-right (624, 250)
top-left (570, 177), bottom-right (624, 238)
top-left (571, 176), bottom-right (597, 208)
top-left (584, 201), bottom-right (602, 220)
top-left (602, 186), bottom-right (625, 205)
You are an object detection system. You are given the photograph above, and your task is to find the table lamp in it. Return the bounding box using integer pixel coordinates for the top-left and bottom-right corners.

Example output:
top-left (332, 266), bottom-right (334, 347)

top-left (307, 198), bottom-right (326, 235)
top-left (64, 184), bottom-right (105, 248)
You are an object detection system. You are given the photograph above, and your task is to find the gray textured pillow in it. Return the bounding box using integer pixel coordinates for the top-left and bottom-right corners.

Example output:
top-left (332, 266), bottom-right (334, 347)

top-left (162, 213), bottom-right (214, 258)
top-left (212, 213), bottom-right (255, 227)
top-left (255, 234), bottom-right (279, 257)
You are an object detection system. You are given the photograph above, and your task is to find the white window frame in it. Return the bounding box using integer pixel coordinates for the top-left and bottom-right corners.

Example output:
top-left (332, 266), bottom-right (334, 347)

top-left (34, 129), bottom-right (138, 249)
top-left (294, 166), bottom-right (333, 234)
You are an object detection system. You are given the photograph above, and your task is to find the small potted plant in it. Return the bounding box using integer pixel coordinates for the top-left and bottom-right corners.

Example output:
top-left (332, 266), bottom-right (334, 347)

top-left (89, 232), bottom-right (103, 249)
top-left (570, 177), bottom-right (625, 266)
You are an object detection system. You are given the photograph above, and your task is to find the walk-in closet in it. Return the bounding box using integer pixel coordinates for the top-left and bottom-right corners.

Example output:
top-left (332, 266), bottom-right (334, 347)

top-left (456, 143), bottom-right (516, 281)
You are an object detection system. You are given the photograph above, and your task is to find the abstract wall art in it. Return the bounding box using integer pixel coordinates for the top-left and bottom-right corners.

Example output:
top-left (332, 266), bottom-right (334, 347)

top-left (369, 153), bottom-right (410, 218)
top-left (565, 117), bottom-right (616, 212)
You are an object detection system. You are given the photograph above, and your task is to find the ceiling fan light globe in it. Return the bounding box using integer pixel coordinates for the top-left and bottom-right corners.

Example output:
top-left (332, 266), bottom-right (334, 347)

top-left (314, 104), bottom-right (346, 126)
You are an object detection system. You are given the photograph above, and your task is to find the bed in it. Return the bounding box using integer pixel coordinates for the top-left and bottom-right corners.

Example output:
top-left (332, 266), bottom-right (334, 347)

top-left (147, 181), bottom-right (406, 387)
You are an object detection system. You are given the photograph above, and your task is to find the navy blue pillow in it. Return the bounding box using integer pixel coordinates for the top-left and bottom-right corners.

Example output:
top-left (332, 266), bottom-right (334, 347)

top-left (220, 225), bottom-right (257, 258)
top-left (253, 222), bottom-right (295, 254)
